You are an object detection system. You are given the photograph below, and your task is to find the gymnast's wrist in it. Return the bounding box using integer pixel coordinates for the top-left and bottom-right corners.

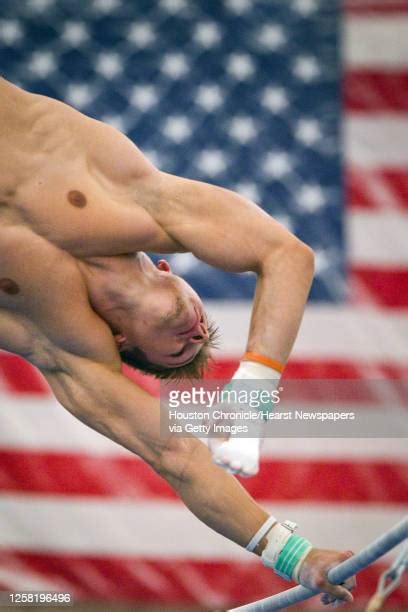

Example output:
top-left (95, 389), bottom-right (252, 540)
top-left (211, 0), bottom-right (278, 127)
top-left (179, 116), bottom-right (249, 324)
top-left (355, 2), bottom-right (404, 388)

top-left (269, 532), bottom-right (313, 582)
top-left (232, 351), bottom-right (285, 381)
top-left (229, 352), bottom-right (284, 418)
top-left (246, 517), bottom-right (312, 582)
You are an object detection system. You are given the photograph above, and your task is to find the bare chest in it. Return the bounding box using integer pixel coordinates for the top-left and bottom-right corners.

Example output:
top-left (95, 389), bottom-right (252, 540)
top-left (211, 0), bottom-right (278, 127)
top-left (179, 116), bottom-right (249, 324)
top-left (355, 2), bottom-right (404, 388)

top-left (0, 95), bottom-right (162, 257)
top-left (0, 224), bottom-right (115, 369)
top-left (0, 160), bottom-right (160, 257)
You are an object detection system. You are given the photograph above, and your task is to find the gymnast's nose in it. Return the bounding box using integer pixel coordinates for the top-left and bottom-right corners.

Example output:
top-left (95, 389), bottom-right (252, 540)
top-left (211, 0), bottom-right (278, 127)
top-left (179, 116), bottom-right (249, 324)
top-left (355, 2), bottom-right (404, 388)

top-left (190, 318), bottom-right (209, 343)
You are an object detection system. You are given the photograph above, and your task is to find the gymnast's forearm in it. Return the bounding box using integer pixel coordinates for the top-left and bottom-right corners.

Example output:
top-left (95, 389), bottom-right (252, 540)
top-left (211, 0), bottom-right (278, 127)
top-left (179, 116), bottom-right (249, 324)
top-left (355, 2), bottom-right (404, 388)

top-left (160, 436), bottom-right (269, 549)
top-left (247, 239), bottom-right (314, 364)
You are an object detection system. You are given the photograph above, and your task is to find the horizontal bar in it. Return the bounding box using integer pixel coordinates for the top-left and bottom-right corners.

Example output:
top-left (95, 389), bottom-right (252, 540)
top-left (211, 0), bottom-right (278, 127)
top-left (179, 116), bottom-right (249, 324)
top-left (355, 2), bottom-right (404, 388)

top-left (229, 516), bottom-right (408, 611)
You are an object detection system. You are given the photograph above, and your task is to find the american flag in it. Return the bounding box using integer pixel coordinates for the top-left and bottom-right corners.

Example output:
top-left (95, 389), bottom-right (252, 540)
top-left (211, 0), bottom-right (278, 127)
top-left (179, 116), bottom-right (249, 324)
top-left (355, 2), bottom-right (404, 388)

top-left (0, 0), bottom-right (407, 609)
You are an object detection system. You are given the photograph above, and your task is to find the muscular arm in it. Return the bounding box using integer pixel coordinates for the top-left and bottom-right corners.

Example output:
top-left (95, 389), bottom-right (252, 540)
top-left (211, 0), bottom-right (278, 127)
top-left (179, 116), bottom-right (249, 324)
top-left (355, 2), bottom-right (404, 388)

top-left (0, 312), bottom-right (354, 605)
top-left (44, 357), bottom-right (268, 547)
top-left (38, 355), bottom-right (356, 605)
top-left (141, 171), bottom-right (314, 363)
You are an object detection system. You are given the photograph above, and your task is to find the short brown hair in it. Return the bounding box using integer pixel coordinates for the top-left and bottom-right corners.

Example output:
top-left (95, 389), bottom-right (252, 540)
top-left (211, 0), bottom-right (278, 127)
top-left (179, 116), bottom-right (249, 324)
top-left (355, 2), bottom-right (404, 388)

top-left (120, 318), bottom-right (219, 380)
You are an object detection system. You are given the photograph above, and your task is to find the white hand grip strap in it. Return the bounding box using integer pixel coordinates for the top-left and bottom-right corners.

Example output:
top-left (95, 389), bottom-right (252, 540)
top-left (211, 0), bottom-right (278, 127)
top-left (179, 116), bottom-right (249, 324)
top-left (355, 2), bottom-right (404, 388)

top-left (261, 520), bottom-right (297, 568)
top-left (246, 516), bottom-right (277, 552)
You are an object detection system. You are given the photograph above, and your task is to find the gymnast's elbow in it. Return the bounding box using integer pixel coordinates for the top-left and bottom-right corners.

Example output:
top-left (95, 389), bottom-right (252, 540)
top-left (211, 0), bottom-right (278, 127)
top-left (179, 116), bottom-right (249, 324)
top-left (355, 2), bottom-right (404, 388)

top-left (260, 230), bottom-right (315, 277)
top-left (292, 238), bottom-right (315, 276)
top-left (151, 435), bottom-right (205, 487)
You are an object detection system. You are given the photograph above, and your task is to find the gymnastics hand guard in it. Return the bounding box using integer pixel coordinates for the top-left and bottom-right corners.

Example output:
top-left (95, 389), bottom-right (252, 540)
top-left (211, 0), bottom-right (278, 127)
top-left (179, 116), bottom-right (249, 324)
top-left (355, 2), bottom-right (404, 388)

top-left (209, 352), bottom-right (284, 477)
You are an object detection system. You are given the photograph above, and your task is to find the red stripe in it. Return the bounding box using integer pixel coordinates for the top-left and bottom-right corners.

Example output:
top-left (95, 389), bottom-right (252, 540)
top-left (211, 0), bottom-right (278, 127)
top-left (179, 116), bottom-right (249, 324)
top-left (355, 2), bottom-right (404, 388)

top-left (209, 358), bottom-right (408, 380)
top-left (0, 355), bottom-right (407, 397)
top-left (346, 167), bottom-right (408, 211)
top-left (1, 451), bottom-right (407, 504)
top-left (350, 267), bottom-right (408, 307)
top-left (345, 1), bottom-right (408, 14)
top-left (0, 552), bottom-right (406, 606)
top-left (0, 353), bottom-right (48, 394)
top-left (345, 72), bottom-right (408, 113)
top-left (247, 459), bottom-right (408, 504)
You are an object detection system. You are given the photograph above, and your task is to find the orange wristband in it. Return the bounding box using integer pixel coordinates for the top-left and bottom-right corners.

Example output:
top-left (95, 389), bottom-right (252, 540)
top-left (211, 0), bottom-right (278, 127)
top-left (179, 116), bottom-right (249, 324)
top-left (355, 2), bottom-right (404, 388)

top-left (242, 351), bottom-right (285, 374)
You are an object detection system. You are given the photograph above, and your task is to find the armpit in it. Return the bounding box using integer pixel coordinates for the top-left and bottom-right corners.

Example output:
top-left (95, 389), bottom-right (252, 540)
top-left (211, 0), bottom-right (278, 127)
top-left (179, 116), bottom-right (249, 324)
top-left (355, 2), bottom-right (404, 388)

top-left (0, 311), bottom-right (63, 372)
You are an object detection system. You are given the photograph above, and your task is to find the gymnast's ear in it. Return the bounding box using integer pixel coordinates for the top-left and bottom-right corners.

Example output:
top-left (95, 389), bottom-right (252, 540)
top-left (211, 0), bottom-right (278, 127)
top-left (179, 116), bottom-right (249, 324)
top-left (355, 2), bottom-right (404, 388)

top-left (114, 334), bottom-right (127, 349)
top-left (157, 259), bottom-right (171, 272)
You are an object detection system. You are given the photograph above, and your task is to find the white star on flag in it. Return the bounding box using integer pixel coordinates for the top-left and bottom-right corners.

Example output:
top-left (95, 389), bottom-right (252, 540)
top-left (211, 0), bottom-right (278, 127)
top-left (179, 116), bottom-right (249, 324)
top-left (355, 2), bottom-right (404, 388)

top-left (0, 20), bottom-right (23, 44)
top-left (293, 55), bottom-right (320, 81)
top-left (193, 22), bottom-right (222, 48)
top-left (96, 53), bottom-right (122, 78)
top-left (62, 23), bottom-right (89, 46)
top-left (297, 184), bottom-right (326, 211)
top-left (28, 52), bottom-right (56, 77)
top-left (130, 85), bottom-right (158, 111)
top-left (228, 117), bottom-right (257, 143)
top-left (257, 24), bottom-right (287, 51)
top-left (263, 152), bottom-right (293, 178)
top-left (162, 116), bottom-right (192, 142)
top-left (226, 54), bottom-right (255, 80)
top-left (66, 84), bottom-right (94, 108)
top-left (195, 84), bottom-right (224, 111)
top-left (161, 53), bottom-right (189, 78)
top-left (196, 150), bottom-right (228, 176)
top-left (261, 86), bottom-right (289, 113)
top-left (296, 119), bottom-right (322, 146)
top-left (127, 22), bottom-right (156, 47)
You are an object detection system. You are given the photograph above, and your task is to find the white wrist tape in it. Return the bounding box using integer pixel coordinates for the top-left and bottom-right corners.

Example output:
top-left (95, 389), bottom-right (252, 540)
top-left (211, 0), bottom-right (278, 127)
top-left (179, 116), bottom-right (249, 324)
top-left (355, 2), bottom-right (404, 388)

top-left (232, 360), bottom-right (281, 381)
top-left (261, 521), bottom-right (296, 568)
top-left (246, 515), bottom-right (277, 552)
top-left (231, 360), bottom-right (281, 420)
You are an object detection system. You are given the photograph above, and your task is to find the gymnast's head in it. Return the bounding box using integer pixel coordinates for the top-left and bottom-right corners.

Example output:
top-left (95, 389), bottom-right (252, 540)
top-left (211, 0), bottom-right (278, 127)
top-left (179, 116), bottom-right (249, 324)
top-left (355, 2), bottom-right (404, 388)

top-left (92, 252), bottom-right (218, 379)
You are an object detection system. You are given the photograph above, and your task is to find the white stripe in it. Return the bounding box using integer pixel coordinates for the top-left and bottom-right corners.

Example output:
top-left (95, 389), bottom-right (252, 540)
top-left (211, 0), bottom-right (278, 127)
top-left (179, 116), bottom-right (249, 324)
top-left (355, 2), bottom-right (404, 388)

top-left (345, 16), bottom-right (408, 68)
top-left (349, 211), bottom-right (408, 265)
top-left (346, 116), bottom-right (408, 167)
top-left (260, 437), bottom-right (408, 460)
top-left (0, 395), bottom-right (132, 456)
top-left (0, 395), bottom-right (407, 459)
top-left (294, 305), bottom-right (408, 362)
top-left (0, 494), bottom-right (405, 560)
top-left (206, 302), bottom-right (408, 362)
top-left (0, 566), bottom-right (69, 593)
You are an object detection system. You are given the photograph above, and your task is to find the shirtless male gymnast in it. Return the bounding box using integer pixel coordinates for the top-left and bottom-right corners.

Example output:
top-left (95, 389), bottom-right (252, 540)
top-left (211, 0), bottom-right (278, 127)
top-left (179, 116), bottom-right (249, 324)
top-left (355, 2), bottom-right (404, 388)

top-left (0, 77), bottom-right (356, 606)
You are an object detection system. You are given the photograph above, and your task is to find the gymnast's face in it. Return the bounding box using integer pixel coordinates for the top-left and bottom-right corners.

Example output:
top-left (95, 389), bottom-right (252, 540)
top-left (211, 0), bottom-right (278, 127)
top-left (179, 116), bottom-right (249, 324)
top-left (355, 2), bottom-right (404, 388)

top-left (114, 254), bottom-right (209, 367)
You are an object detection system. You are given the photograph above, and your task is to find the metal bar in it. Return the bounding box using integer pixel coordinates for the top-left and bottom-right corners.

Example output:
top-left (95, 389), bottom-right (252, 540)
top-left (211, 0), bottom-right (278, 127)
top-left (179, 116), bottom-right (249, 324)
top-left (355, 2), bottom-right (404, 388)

top-left (229, 516), bottom-right (408, 612)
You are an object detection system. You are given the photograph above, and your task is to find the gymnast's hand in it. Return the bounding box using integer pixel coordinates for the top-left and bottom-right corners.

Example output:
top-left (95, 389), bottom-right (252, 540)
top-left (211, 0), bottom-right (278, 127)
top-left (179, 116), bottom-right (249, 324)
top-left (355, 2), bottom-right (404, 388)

top-left (208, 423), bottom-right (263, 477)
top-left (209, 435), bottom-right (261, 477)
top-left (298, 548), bottom-right (356, 607)
top-left (208, 354), bottom-right (282, 477)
